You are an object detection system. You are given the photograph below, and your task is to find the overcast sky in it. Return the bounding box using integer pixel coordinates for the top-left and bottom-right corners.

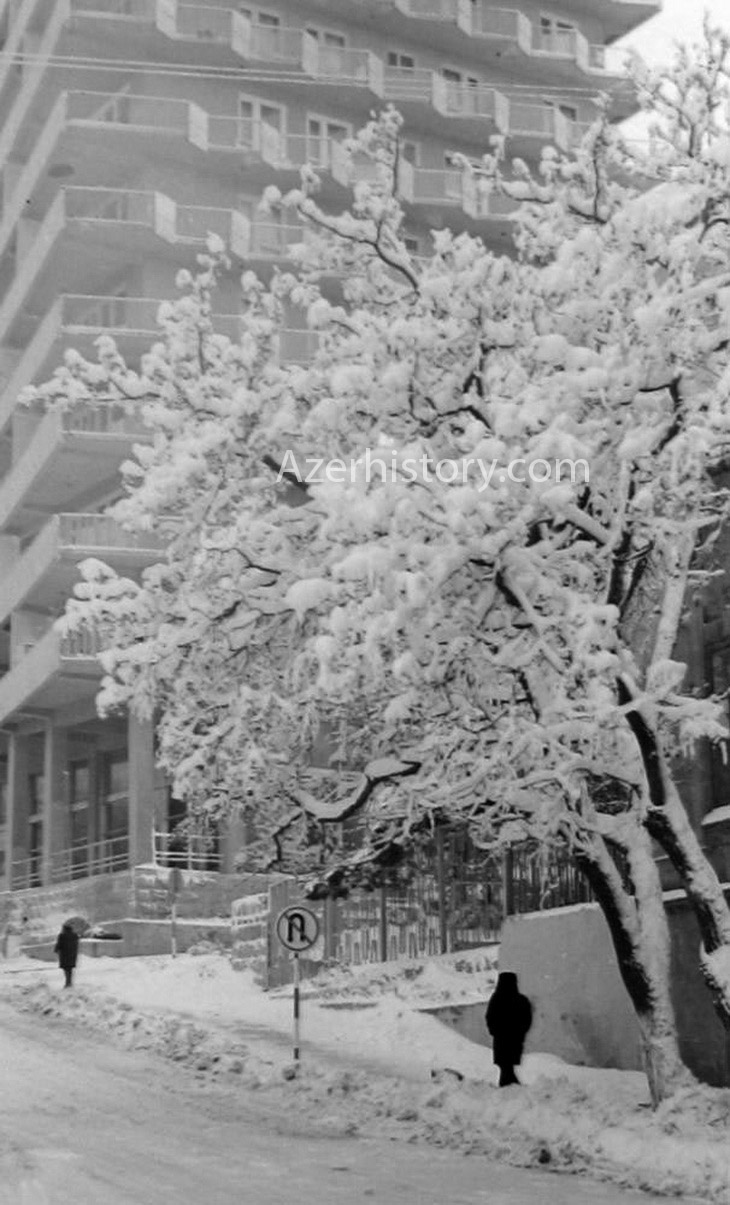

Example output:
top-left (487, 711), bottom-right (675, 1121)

top-left (619, 0), bottom-right (729, 65)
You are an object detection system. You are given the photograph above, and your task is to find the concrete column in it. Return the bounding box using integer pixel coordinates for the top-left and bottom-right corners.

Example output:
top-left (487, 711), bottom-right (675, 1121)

top-left (127, 713), bottom-right (155, 866)
top-left (41, 724), bottom-right (68, 886)
top-left (221, 813), bottom-right (247, 874)
top-left (6, 732), bottom-right (30, 889)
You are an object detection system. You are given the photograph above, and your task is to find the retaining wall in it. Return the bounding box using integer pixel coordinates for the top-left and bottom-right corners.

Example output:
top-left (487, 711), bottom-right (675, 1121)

top-left (500, 898), bottom-right (730, 1086)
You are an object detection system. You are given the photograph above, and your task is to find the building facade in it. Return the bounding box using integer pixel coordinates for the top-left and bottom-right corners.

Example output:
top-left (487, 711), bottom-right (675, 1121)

top-left (0, 0), bottom-right (660, 896)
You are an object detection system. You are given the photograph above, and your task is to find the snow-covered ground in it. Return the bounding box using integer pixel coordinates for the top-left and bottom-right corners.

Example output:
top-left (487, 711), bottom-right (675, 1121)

top-left (2, 949), bottom-right (729, 1202)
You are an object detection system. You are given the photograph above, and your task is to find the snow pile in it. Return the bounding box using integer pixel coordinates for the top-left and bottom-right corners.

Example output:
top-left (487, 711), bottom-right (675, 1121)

top-left (3, 952), bottom-right (730, 1201)
top-left (276, 946), bottom-right (499, 1006)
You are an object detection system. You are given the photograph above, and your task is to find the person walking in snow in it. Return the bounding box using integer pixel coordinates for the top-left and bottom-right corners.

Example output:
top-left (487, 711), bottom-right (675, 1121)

top-left (54, 922), bottom-right (79, 989)
top-left (485, 971), bottom-right (533, 1087)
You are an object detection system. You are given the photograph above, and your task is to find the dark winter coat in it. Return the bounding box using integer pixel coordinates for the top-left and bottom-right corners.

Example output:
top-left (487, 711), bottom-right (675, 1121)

top-left (54, 924), bottom-right (79, 970)
top-left (485, 971), bottom-right (533, 1068)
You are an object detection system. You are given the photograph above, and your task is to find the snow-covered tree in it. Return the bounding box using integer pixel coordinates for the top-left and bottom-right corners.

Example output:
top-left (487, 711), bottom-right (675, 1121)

top-left (30, 28), bottom-right (730, 1101)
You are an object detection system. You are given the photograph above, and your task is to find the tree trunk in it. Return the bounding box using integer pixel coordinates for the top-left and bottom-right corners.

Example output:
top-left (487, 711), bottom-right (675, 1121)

top-left (619, 684), bottom-right (730, 1029)
top-left (645, 776), bottom-right (730, 1029)
top-left (576, 827), bottom-right (691, 1106)
top-left (623, 827), bottom-right (694, 1104)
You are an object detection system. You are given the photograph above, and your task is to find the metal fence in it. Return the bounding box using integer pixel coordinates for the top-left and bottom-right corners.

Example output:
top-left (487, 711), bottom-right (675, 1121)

top-left (152, 828), bottom-right (221, 872)
top-left (11, 835), bottom-right (130, 890)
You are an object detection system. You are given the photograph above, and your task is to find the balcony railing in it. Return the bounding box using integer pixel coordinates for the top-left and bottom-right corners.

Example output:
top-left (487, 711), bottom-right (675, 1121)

top-left (73, 0), bottom-right (150, 15)
top-left (59, 627), bottom-right (106, 658)
top-left (67, 88), bottom-right (207, 145)
top-left (62, 400), bottom-right (147, 436)
top-left (0, 512), bottom-right (162, 626)
top-left (242, 21), bottom-right (306, 64)
top-left (276, 328), bottom-right (321, 365)
top-left (0, 293), bottom-right (244, 428)
top-left (153, 828), bottom-right (221, 871)
top-left (248, 222), bottom-right (307, 259)
top-left (393, 0), bottom-right (471, 30)
top-left (408, 167), bottom-right (465, 205)
top-left (532, 24), bottom-right (590, 70)
top-left (0, 402), bottom-right (149, 530)
top-left (588, 43), bottom-right (631, 74)
top-left (506, 100), bottom-right (570, 148)
top-left (11, 834), bottom-right (130, 889)
top-left (57, 512), bottom-right (164, 552)
top-left (462, 179), bottom-right (519, 221)
top-left (302, 36), bottom-right (384, 94)
top-left (469, 5), bottom-right (531, 50)
top-left (383, 67), bottom-right (439, 105)
top-left (174, 204), bottom-right (250, 257)
top-left (439, 83), bottom-right (508, 125)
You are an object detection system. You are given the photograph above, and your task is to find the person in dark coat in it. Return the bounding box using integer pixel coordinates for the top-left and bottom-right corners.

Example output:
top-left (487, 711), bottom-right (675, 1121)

top-left (54, 922), bottom-right (79, 988)
top-left (485, 971), bottom-right (533, 1087)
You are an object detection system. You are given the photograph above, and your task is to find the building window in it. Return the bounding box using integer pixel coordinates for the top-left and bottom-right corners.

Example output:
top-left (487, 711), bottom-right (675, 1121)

top-left (539, 14), bottom-right (576, 54)
top-left (306, 27), bottom-right (347, 47)
top-left (101, 752), bottom-right (128, 865)
top-left (28, 819), bottom-right (42, 887)
top-left (401, 140), bottom-right (420, 166)
top-left (0, 756), bottom-right (7, 827)
top-left (307, 115), bottom-right (351, 167)
top-left (238, 94), bottom-right (285, 148)
top-left (441, 67), bottom-right (479, 87)
top-left (387, 51), bottom-right (416, 71)
top-left (28, 771), bottom-right (44, 813)
top-left (69, 760), bottom-right (90, 877)
top-left (708, 644), bottom-right (730, 808)
top-left (28, 772), bottom-right (44, 888)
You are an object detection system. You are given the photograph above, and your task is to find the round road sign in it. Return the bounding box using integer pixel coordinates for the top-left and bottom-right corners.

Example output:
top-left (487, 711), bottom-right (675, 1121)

top-left (276, 905), bottom-right (319, 952)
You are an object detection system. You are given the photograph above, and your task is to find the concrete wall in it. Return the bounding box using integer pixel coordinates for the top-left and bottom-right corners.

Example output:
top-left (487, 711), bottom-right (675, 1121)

top-left (3, 866), bottom-right (271, 946)
top-left (419, 1002), bottom-right (491, 1051)
top-left (500, 898), bottom-right (730, 1086)
top-left (118, 919), bottom-right (233, 957)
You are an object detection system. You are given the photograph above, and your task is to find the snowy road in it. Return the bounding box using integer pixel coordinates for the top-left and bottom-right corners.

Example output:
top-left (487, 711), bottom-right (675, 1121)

top-left (0, 1000), bottom-right (699, 1205)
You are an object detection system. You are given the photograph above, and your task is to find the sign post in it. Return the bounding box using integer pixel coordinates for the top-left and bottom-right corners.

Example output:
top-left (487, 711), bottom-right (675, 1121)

top-left (168, 868), bottom-right (184, 958)
top-left (275, 905), bottom-right (319, 1065)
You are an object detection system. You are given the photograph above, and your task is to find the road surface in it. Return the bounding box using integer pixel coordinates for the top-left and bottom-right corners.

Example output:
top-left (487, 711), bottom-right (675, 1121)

top-left (0, 999), bottom-right (699, 1205)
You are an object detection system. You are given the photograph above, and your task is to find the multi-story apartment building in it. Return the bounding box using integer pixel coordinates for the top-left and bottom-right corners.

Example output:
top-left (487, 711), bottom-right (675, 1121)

top-left (0, 0), bottom-right (660, 898)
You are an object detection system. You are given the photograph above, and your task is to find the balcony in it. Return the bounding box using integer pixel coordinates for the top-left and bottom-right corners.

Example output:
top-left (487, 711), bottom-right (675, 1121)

top-left (0, 0), bottom-right (71, 168)
top-left (469, 5), bottom-right (531, 50)
top-left (276, 329), bottom-right (321, 365)
top-left (587, 42), bottom-right (632, 76)
top-left (383, 69), bottom-right (510, 132)
top-left (155, 0), bottom-right (251, 54)
top-left (301, 36), bottom-right (384, 95)
top-left (393, 0), bottom-right (472, 33)
top-left (403, 167), bottom-right (466, 207)
top-left (461, 179), bottom-right (520, 222)
top-left (531, 23), bottom-right (590, 71)
top-left (247, 222), bottom-right (309, 261)
top-left (383, 67), bottom-right (443, 107)
top-left (400, 163), bottom-right (519, 224)
top-left (505, 100), bottom-right (572, 151)
top-left (0, 402), bottom-right (149, 534)
top-left (0, 0), bottom-right (48, 102)
top-left (436, 82), bottom-right (509, 127)
top-left (0, 294), bottom-right (242, 434)
top-left (0, 90), bottom-right (211, 265)
top-left (0, 625), bottom-right (103, 726)
top-left (0, 188), bottom-right (166, 346)
top-left (0, 512), bottom-right (164, 626)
